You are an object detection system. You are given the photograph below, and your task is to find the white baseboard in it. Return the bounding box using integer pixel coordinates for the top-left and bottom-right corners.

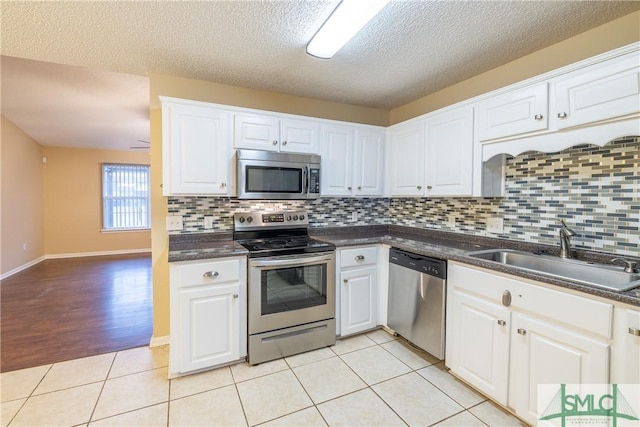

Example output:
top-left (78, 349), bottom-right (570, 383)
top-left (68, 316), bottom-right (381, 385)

top-left (149, 335), bottom-right (170, 347)
top-left (0, 249), bottom-right (152, 280)
top-left (46, 248), bottom-right (151, 259)
top-left (0, 256), bottom-right (46, 280)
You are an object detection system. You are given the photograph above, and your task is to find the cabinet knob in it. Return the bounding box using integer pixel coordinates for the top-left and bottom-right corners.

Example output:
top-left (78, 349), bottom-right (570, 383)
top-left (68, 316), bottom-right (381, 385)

top-left (502, 290), bottom-right (512, 307)
top-left (517, 328), bottom-right (527, 336)
top-left (233, 294), bottom-right (239, 299)
top-left (355, 255), bottom-right (365, 261)
top-left (343, 279), bottom-right (348, 283)
top-left (358, 186), bottom-right (362, 190)
top-left (534, 114), bottom-right (544, 120)
top-left (629, 328), bottom-right (640, 336)
top-left (497, 320), bottom-right (506, 326)
top-left (203, 271), bottom-right (219, 279)
top-left (427, 185), bottom-right (432, 190)
top-left (557, 112), bottom-right (568, 119)
top-left (282, 140), bottom-right (288, 145)
top-left (417, 185), bottom-right (422, 190)
top-left (348, 186), bottom-right (352, 190)
top-left (272, 140), bottom-right (278, 145)
top-left (220, 182), bottom-right (226, 188)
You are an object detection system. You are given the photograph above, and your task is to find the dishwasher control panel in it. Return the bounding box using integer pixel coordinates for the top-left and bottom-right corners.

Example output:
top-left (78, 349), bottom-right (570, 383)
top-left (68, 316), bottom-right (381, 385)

top-left (389, 248), bottom-right (447, 279)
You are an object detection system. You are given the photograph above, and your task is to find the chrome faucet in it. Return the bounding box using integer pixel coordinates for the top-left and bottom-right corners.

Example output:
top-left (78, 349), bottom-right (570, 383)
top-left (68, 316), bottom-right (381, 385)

top-left (559, 220), bottom-right (576, 259)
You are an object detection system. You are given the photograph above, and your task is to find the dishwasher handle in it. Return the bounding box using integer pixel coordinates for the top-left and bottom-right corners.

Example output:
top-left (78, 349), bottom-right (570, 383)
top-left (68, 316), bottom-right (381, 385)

top-left (389, 248), bottom-right (447, 279)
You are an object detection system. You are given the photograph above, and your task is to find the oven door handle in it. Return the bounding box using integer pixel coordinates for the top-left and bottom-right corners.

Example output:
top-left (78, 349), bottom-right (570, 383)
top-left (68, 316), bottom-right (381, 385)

top-left (250, 253), bottom-right (334, 268)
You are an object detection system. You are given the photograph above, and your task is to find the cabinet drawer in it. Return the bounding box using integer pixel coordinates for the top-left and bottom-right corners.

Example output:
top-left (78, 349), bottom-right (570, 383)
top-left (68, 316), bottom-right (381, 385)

top-left (449, 262), bottom-right (613, 339)
top-left (176, 258), bottom-right (241, 287)
top-left (340, 246), bottom-right (378, 268)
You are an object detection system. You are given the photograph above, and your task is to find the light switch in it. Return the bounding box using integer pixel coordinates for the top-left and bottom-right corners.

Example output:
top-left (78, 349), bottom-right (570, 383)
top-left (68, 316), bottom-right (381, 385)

top-left (487, 217), bottom-right (504, 233)
top-left (166, 216), bottom-right (184, 231)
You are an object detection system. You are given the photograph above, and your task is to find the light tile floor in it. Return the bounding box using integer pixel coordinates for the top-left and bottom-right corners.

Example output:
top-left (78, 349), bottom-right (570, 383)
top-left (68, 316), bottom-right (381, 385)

top-left (1, 329), bottom-right (526, 426)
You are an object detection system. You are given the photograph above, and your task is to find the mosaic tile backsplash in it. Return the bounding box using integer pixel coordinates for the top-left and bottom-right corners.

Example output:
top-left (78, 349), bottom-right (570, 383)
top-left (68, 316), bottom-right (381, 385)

top-left (168, 137), bottom-right (639, 256)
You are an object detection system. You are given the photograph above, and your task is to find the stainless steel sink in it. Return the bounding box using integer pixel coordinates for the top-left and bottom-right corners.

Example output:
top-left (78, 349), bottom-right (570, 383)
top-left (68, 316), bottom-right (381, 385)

top-left (466, 249), bottom-right (640, 292)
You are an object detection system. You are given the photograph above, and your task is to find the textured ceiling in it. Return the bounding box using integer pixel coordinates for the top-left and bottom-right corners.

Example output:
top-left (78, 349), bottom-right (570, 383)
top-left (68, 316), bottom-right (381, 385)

top-left (1, 1), bottom-right (639, 150)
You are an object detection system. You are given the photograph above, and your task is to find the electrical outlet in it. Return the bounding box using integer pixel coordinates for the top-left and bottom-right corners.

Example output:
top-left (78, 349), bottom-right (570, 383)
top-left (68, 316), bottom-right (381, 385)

top-left (486, 217), bottom-right (504, 233)
top-left (204, 217), bottom-right (214, 229)
top-left (352, 212), bottom-right (358, 222)
top-left (447, 214), bottom-right (456, 227)
top-left (166, 216), bottom-right (184, 231)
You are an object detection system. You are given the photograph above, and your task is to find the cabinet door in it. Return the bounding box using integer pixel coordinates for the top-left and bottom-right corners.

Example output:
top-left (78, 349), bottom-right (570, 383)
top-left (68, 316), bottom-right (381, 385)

top-left (163, 104), bottom-right (231, 195)
top-left (425, 106), bottom-right (473, 196)
top-left (510, 313), bottom-right (610, 425)
top-left (179, 284), bottom-right (240, 373)
top-left (476, 83), bottom-right (548, 141)
top-left (387, 121), bottom-right (426, 196)
top-left (340, 267), bottom-right (377, 336)
top-left (353, 130), bottom-right (384, 196)
top-left (280, 118), bottom-right (320, 154)
top-left (552, 52), bottom-right (640, 129)
top-left (447, 290), bottom-right (511, 405)
top-left (321, 124), bottom-right (354, 196)
top-left (611, 308), bottom-right (640, 386)
top-left (234, 113), bottom-right (280, 151)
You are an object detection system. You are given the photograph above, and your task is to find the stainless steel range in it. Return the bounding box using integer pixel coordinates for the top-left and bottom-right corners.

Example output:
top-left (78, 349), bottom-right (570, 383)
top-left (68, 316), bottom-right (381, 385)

top-left (234, 211), bottom-right (336, 365)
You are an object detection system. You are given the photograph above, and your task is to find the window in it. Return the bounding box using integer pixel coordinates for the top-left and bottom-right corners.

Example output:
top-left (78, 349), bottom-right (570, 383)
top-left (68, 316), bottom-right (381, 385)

top-left (102, 163), bottom-right (150, 231)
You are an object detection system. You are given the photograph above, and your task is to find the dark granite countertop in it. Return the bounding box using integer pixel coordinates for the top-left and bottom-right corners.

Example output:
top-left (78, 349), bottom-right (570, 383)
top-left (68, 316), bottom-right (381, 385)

top-left (168, 225), bottom-right (640, 307)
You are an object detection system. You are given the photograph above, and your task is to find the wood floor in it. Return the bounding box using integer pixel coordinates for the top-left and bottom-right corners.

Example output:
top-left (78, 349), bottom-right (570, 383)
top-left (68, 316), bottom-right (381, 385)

top-left (0, 253), bottom-right (152, 372)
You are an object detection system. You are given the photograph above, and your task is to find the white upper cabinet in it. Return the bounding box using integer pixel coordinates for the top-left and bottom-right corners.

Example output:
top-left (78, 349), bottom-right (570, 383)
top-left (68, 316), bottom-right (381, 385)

top-left (353, 129), bottom-right (384, 196)
top-left (321, 124), bottom-right (355, 197)
top-left (425, 106), bottom-right (474, 196)
top-left (476, 83), bottom-right (549, 141)
top-left (387, 120), bottom-right (426, 196)
top-left (162, 99), bottom-right (233, 196)
top-left (234, 113), bottom-right (320, 154)
top-left (551, 51), bottom-right (640, 129)
top-left (321, 125), bottom-right (384, 197)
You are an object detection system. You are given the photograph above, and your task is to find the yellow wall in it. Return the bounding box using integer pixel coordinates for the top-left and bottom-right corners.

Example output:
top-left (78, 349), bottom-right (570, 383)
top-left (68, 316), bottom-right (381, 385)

top-left (390, 11), bottom-right (640, 124)
top-left (1, 115), bottom-right (45, 275)
top-left (149, 10), bottom-right (640, 340)
top-left (42, 146), bottom-right (151, 255)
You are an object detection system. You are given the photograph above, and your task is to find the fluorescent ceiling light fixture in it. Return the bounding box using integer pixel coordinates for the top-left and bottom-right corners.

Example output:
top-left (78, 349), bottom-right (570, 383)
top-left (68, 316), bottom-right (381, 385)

top-left (307, 0), bottom-right (390, 59)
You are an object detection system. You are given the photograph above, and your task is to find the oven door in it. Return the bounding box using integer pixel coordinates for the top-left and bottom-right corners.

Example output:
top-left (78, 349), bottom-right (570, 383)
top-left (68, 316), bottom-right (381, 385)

top-left (248, 252), bottom-right (335, 335)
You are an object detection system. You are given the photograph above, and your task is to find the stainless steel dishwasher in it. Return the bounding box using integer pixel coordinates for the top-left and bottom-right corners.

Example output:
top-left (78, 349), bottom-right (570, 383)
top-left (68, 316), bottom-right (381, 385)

top-left (387, 248), bottom-right (447, 359)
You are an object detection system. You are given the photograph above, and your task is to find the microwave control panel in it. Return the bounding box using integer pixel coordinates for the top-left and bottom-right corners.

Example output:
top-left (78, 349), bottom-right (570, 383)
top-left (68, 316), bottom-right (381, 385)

top-left (309, 168), bottom-right (320, 193)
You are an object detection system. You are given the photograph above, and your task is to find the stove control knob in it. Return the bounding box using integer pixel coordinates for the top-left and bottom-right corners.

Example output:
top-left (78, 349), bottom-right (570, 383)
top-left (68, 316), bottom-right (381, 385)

top-left (293, 215), bottom-right (299, 220)
top-left (300, 215), bottom-right (305, 220)
top-left (287, 215), bottom-right (292, 221)
top-left (246, 216), bottom-right (253, 223)
top-left (238, 217), bottom-right (245, 223)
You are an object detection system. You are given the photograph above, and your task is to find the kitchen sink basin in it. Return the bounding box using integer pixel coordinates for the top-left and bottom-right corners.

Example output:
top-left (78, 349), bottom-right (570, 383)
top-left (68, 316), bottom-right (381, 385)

top-left (466, 249), bottom-right (640, 292)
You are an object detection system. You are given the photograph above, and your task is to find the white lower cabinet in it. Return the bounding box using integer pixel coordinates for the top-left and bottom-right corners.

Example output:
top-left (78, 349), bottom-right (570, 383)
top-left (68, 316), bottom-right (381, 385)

top-left (446, 262), bottom-right (613, 425)
top-left (448, 289), bottom-right (510, 405)
top-left (169, 256), bottom-right (247, 377)
top-left (337, 246), bottom-right (378, 337)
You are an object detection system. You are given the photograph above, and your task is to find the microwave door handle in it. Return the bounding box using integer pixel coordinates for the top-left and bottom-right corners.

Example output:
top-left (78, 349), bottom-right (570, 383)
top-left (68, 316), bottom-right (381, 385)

top-left (302, 166), bottom-right (308, 194)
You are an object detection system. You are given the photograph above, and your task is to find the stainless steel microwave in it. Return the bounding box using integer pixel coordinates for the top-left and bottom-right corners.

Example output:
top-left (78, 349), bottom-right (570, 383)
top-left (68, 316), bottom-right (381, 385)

top-left (236, 149), bottom-right (321, 200)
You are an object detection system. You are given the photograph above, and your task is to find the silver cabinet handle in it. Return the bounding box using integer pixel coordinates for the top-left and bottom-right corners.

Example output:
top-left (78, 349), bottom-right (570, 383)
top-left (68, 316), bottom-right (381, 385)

top-left (417, 185), bottom-right (422, 190)
top-left (557, 112), bottom-right (567, 118)
top-left (343, 279), bottom-right (348, 283)
top-left (534, 114), bottom-right (544, 120)
top-left (427, 185), bottom-right (432, 190)
top-left (629, 328), bottom-right (640, 336)
top-left (497, 320), bottom-right (506, 326)
top-left (203, 271), bottom-right (219, 278)
top-left (502, 290), bottom-right (512, 307)
top-left (348, 186), bottom-right (352, 190)
top-left (233, 294), bottom-right (239, 299)
top-left (282, 140), bottom-right (288, 145)
top-left (357, 186), bottom-right (362, 190)
top-left (355, 255), bottom-right (365, 261)
top-left (272, 140), bottom-right (278, 145)
top-left (517, 328), bottom-right (527, 335)
top-left (220, 182), bottom-right (226, 188)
